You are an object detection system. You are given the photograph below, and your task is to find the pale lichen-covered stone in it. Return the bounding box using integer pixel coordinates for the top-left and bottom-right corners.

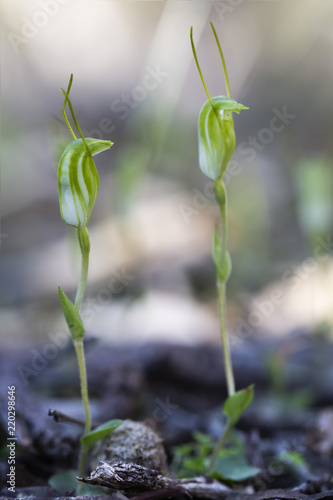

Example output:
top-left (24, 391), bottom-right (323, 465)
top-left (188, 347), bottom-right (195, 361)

top-left (90, 420), bottom-right (168, 476)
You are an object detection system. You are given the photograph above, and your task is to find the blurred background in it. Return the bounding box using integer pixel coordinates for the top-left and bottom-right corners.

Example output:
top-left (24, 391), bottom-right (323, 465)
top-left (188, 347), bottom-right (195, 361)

top-left (1, 0), bottom-right (333, 352)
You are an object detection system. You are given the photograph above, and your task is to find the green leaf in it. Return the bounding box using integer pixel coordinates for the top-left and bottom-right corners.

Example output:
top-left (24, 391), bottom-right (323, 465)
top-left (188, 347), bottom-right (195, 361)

top-left (212, 454), bottom-right (260, 481)
top-left (173, 442), bottom-right (194, 457)
top-left (49, 471), bottom-right (105, 497)
top-left (58, 286), bottom-right (85, 342)
top-left (223, 385), bottom-right (254, 427)
top-left (183, 456), bottom-right (207, 475)
top-left (172, 432), bottom-right (214, 478)
top-left (278, 450), bottom-right (305, 467)
top-left (48, 470), bottom-right (77, 494)
top-left (193, 431), bottom-right (213, 446)
top-left (80, 419), bottom-right (123, 451)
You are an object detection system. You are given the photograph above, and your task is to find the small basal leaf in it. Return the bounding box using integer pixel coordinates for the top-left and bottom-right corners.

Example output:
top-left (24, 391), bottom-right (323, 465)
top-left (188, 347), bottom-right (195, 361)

top-left (193, 431), bottom-right (213, 446)
top-left (223, 384), bottom-right (254, 427)
top-left (279, 450), bottom-right (305, 467)
top-left (58, 286), bottom-right (85, 342)
top-left (212, 454), bottom-right (260, 482)
top-left (48, 470), bottom-right (77, 494)
top-left (80, 419), bottom-right (123, 451)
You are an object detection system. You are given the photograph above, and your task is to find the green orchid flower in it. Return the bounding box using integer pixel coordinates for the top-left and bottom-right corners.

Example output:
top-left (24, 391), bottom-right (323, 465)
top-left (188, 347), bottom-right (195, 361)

top-left (58, 137), bottom-right (112, 228)
top-left (198, 96), bottom-right (248, 181)
top-left (191, 24), bottom-right (248, 182)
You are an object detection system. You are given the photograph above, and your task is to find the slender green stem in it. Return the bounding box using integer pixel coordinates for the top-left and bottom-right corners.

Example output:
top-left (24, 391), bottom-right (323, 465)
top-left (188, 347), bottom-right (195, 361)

top-left (74, 340), bottom-right (91, 436)
top-left (210, 23), bottom-right (231, 99)
top-left (76, 448), bottom-right (88, 495)
top-left (74, 227), bottom-right (90, 312)
top-left (207, 421), bottom-right (232, 475)
top-left (214, 179), bottom-right (235, 397)
top-left (217, 281), bottom-right (235, 397)
top-left (215, 179), bottom-right (228, 258)
top-left (207, 180), bottom-right (235, 475)
top-left (74, 339), bottom-right (91, 492)
top-left (73, 226), bottom-right (91, 492)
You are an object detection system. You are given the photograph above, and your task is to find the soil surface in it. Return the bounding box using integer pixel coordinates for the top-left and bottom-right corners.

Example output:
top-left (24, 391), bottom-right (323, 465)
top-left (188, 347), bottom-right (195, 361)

top-left (1, 331), bottom-right (333, 499)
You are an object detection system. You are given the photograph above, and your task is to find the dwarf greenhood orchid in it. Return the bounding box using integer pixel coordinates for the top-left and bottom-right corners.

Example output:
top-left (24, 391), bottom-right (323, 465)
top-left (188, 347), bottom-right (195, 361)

top-left (56, 74), bottom-right (116, 493)
top-left (191, 23), bottom-right (253, 475)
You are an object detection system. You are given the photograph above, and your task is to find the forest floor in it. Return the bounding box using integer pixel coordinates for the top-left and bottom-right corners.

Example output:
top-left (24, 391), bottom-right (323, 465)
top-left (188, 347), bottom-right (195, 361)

top-left (1, 331), bottom-right (333, 499)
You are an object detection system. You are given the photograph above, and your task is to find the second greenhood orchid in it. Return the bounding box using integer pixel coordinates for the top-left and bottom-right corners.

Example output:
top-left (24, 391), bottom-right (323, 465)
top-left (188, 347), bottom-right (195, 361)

top-left (191, 23), bottom-right (253, 475)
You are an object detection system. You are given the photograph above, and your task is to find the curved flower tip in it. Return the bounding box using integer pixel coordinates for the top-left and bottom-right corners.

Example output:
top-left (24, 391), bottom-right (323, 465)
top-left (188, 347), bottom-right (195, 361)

top-left (58, 138), bottom-right (113, 228)
top-left (198, 96), bottom-right (248, 181)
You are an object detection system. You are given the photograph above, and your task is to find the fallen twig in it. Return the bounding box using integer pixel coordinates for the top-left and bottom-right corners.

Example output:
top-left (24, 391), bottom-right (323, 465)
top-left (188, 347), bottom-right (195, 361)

top-left (48, 408), bottom-right (100, 428)
top-left (78, 460), bottom-right (231, 498)
top-left (77, 460), bottom-right (333, 500)
top-left (48, 409), bottom-right (86, 426)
